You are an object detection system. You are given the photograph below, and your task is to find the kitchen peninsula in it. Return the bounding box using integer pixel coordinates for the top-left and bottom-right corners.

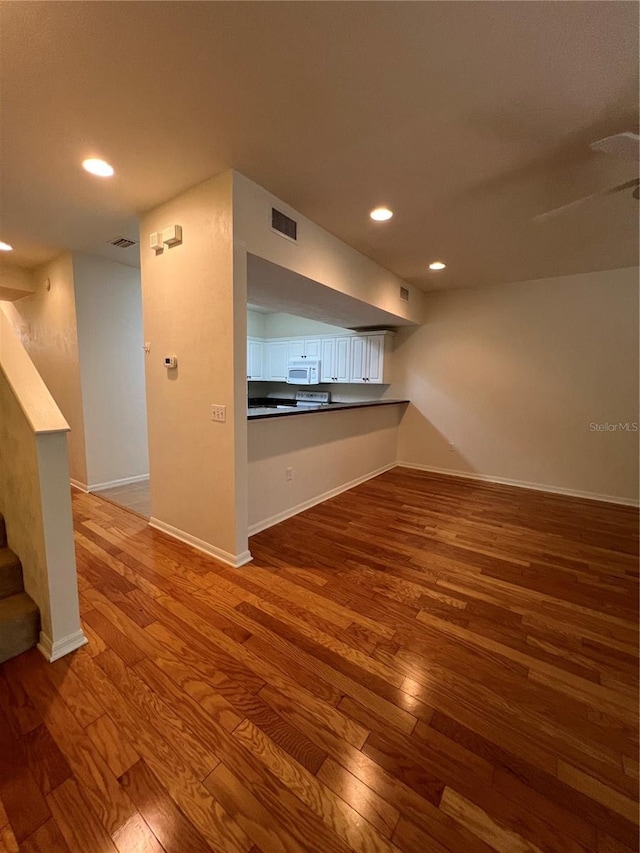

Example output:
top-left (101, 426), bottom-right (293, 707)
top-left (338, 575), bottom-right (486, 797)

top-left (248, 398), bottom-right (407, 534)
top-left (245, 301), bottom-right (412, 537)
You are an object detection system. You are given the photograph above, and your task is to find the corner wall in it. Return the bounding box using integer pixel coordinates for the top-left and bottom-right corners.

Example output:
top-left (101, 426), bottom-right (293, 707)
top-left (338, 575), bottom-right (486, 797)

top-left (394, 267), bottom-right (639, 504)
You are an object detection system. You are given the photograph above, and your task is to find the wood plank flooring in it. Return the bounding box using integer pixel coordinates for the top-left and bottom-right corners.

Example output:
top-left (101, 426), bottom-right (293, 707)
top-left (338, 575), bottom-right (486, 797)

top-left (0, 467), bottom-right (638, 852)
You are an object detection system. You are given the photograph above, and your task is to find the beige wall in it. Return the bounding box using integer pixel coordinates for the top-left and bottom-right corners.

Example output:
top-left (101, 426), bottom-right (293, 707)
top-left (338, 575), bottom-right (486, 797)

top-left (2, 254), bottom-right (88, 486)
top-left (73, 254), bottom-right (148, 488)
top-left (261, 312), bottom-right (351, 339)
top-left (140, 171), bottom-right (249, 564)
top-left (248, 405), bottom-right (403, 532)
top-left (394, 267), bottom-right (639, 503)
top-left (234, 172), bottom-right (423, 325)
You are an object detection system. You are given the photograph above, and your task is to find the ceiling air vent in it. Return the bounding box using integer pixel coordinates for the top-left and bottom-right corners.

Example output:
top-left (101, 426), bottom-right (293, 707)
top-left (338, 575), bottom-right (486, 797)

top-left (271, 208), bottom-right (298, 242)
top-left (107, 236), bottom-right (138, 249)
top-left (399, 286), bottom-right (409, 302)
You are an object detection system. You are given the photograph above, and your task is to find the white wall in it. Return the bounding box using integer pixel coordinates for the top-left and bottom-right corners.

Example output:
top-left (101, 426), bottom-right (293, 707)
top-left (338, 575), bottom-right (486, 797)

top-left (73, 254), bottom-right (149, 488)
top-left (247, 309), bottom-right (266, 337)
top-left (1, 254), bottom-right (88, 486)
top-left (234, 171), bottom-right (423, 325)
top-left (394, 267), bottom-right (639, 504)
top-left (140, 171), bottom-right (249, 565)
top-left (248, 405), bottom-right (403, 533)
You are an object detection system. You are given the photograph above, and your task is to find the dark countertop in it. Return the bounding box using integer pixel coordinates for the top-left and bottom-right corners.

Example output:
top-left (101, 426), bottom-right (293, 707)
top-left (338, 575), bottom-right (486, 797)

top-left (247, 398), bottom-right (409, 420)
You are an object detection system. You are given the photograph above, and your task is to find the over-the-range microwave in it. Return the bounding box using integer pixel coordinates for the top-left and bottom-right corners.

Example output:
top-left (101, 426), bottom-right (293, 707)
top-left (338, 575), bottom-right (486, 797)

top-left (286, 359), bottom-right (321, 385)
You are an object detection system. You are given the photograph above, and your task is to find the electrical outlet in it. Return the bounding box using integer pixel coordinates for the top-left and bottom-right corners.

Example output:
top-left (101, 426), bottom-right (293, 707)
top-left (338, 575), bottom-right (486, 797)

top-left (286, 467), bottom-right (293, 481)
top-left (449, 442), bottom-right (455, 451)
top-left (211, 405), bottom-right (226, 422)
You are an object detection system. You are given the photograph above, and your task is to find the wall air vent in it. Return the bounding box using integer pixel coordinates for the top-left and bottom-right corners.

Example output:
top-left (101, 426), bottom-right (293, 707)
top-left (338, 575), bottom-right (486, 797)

top-left (399, 286), bottom-right (409, 302)
top-left (107, 236), bottom-right (138, 249)
top-left (271, 208), bottom-right (298, 242)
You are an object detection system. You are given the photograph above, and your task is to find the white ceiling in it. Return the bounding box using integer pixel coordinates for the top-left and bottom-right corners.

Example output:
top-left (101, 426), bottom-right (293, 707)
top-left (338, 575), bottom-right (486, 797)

top-left (0, 2), bottom-right (638, 290)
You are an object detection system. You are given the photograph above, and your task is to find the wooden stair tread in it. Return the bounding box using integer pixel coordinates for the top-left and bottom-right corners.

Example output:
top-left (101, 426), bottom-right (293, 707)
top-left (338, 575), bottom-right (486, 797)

top-left (0, 592), bottom-right (40, 665)
top-left (0, 545), bottom-right (25, 600)
top-left (0, 546), bottom-right (21, 571)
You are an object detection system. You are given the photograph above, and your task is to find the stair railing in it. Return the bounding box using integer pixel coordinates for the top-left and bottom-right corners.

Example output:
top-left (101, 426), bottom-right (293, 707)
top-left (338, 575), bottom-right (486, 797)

top-left (0, 310), bottom-right (86, 660)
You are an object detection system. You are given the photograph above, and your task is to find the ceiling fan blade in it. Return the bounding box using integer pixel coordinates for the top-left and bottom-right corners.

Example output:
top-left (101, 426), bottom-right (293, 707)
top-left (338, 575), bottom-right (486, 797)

top-left (533, 178), bottom-right (640, 222)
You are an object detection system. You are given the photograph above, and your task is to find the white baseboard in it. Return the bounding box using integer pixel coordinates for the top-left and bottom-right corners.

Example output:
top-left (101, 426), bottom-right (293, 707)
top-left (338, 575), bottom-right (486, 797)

top-left (89, 474), bottom-right (150, 492)
top-left (396, 462), bottom-right (640, 507)
top-left (148, 517), bottom-right (253, 568)
top-left (37, 628), bottom-right (88, 662)
top-left (248, 462), bottom-right (397, 537)
top-left (69, 479), bottom-right (88, 492)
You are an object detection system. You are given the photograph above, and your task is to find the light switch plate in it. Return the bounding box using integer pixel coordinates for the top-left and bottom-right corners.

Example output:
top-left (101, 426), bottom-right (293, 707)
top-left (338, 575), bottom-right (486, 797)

top-left (211, 405), bottom-right (226, 422)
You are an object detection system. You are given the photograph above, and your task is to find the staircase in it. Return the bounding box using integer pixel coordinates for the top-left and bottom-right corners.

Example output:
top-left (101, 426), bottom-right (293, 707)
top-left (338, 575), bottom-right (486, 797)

top-left (0, 514), bottom-right (40, 664)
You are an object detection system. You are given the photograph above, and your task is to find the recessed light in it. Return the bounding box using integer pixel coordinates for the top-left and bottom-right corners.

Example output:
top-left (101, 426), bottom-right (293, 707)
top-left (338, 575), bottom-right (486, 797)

top-left (82, 158), bottom-right (114, 178)
top-left (429, 261), bottom-right (446, 270)
top-left (370, 207), bottom-right (393, 222)
top-left (0, 241), bottom-right (13, 252)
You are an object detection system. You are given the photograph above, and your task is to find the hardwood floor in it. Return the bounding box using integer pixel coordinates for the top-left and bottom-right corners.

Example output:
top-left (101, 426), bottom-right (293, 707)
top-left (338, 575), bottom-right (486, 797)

top-left (0, 467), bottom-right (638, 852)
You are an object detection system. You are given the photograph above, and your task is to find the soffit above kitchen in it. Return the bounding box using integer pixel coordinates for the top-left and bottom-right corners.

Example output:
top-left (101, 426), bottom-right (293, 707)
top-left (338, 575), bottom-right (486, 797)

top-left (247, 255), bottom-right (416, 329)
top-left (0, 2), bottom-right (637, 289)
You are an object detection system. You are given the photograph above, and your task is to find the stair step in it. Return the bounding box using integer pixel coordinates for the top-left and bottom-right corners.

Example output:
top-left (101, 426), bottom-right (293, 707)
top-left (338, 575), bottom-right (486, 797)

top-left (0, 593), bottom-right (40, 665)
top-left (0, 547), bottom-right (24, 599)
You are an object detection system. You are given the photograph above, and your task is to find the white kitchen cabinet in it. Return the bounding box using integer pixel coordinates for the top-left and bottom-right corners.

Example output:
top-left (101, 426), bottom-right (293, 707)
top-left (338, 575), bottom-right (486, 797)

top-left (247, 338), bottom-right (265, 380)
top-left (304, 338), bottom-right (322, 359)
top-left (287, 339), bottom-right (321, 360)
top-left (366, 334), bottom-right (385, 383)
top-left (321, 336), bottom-right (352, 382)
top-left (265, 340), bottom-right (288, 381)
top-left (349, 333), bottom-right (390, 384)
top-left (248, 331), bottom-right (392, 384)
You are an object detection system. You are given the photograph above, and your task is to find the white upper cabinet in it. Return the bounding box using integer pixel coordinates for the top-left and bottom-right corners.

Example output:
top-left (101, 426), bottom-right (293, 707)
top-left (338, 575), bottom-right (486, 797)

top-left (321, 336), bottom-right (352, 383)
top-left (349, 336), bottom-right (367, 384)
top-left (265, 340), bottom-right (288, 381)
top-left (247, 338), bottom-right (265, 380)
top-left (287, 339), bottom-right (321, 360)
top-left (304, 338), bottom-right (322, 359)
top-left (366, 333), bottom-right (385, 383)
top-left (248, 331), bottom-right (392, 385)
top-left (349, 333), bottom-right (390, 384)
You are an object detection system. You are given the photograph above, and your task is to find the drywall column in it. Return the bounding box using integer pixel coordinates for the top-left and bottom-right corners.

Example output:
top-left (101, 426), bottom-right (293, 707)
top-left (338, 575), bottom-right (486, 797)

top-left (139, 171), bottom-right (250, 565)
